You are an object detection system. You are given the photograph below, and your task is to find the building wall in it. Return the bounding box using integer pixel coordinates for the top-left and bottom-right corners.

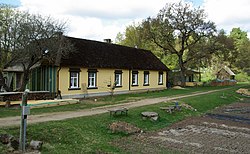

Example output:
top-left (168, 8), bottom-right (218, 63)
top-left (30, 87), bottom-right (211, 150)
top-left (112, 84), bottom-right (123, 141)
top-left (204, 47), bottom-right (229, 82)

top-left (217, 69), bottom-right (231, 80)
top-left (59, 67), bottom-right (167, 97)
top-left (29, 66), bottom-right (57, 93)
top-left (2, 72), bottom-right (23, 91)
top-left (129, 70), bottom-right (166, 90)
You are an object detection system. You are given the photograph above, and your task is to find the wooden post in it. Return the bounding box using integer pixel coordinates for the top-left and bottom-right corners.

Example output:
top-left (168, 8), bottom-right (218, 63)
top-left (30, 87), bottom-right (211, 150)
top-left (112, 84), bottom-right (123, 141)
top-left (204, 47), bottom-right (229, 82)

top-left (19, 89), bottom-right (30, 152)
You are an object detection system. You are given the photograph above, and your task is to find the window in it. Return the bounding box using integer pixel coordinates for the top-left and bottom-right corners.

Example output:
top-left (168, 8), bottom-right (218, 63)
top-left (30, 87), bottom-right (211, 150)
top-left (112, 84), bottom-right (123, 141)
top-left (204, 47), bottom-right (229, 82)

top-left (144, 71), bottom-right (149, 86)
top-left (132, 71), bottom-right (138, 86)
top-left (158, 71), bottom-right (163, 85)
top-left (69, 68), bottom-right (81, 89)
top-left (115, 70), bottom-right (122, 87)
top-left (88, 69), bottom-right (97, 88)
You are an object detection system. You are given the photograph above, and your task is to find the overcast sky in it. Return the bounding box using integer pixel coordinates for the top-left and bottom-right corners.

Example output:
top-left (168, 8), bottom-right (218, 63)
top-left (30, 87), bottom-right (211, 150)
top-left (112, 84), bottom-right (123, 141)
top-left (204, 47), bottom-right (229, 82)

top-left (1, 0), bottom-right (250, 41)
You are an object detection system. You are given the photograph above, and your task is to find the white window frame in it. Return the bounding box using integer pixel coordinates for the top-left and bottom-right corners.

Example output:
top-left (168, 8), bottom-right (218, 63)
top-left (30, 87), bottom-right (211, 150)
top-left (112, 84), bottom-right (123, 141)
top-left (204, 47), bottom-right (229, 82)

top-left (70, 72), bottom-right (79, 89)
top-left (88, 72), bottom-right (96, 88)
top-left (144, 72), bottom-right (149, 85)
top-left (115, 73), bottom-right (122, 86)
top-left (132, 72), bottom-right (138, 86)
top-left (158, 72), bottom-right (163, 85)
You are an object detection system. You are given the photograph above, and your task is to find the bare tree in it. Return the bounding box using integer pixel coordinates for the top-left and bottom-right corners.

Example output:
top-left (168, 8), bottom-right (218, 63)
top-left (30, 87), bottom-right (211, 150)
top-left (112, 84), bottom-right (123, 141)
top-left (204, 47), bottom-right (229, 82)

top-left (0, 5), bottom-right (73, 91)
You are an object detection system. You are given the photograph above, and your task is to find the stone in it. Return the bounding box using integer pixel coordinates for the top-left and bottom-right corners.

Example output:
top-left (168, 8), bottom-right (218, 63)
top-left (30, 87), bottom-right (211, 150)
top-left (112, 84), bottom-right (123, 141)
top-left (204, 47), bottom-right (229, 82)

top-left (141, 112), bottom-right (159, 121)
top-left (8, 137), bottom-right (19, 150)
top-left (151, 116), bottom-right (158, 121)
top-left (109, 121), bottom-right (141, 134)
top-left (30, 140), bottom-right (43, 150)
top-left (0, 134), bottom-right (12, 144)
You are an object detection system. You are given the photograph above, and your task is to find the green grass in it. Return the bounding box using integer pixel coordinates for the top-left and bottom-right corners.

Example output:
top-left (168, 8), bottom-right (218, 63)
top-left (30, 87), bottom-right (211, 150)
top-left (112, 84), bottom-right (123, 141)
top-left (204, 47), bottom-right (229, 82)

top-left (0, 85), bottom-right (247, 118)
top-left (0, 85), bottom-right (249, 153)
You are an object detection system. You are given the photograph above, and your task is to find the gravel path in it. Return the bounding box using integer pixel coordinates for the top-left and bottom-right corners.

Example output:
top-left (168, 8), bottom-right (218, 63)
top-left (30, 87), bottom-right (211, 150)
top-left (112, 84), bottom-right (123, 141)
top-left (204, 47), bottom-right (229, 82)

top-left (0, 88), bottom-right (228, 128)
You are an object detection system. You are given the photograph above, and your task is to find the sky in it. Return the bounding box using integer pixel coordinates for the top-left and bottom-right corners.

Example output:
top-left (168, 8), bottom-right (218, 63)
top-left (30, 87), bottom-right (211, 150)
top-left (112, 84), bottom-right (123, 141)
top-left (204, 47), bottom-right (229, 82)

top-left (0, 0), bottom-right (250, 41)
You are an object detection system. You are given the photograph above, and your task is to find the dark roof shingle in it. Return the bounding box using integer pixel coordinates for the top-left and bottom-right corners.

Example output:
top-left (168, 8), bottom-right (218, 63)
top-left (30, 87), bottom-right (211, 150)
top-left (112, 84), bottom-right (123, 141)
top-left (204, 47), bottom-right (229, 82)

top-left (61, 36), bottom-right (169, 71)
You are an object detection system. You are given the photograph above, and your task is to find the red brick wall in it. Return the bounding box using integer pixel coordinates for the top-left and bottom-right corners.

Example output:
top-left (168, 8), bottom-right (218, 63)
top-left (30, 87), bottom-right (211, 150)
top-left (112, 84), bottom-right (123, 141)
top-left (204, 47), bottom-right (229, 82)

top-left (0, 91), bottom-right (53, 101)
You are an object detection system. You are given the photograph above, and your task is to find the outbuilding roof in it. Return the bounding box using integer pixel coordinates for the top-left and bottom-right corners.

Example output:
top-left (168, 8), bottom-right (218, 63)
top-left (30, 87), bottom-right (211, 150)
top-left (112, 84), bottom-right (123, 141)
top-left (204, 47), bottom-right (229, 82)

top-left (60, 36), bottom-right (169, 71)
top-left (218, 66), bottom-right (235, 76)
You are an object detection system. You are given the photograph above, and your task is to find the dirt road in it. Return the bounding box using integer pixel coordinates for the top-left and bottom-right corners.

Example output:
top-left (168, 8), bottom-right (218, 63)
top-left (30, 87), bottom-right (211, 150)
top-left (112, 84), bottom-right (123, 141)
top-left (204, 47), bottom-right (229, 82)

top-left (0, 88), bottom-right (229, 128)
top-left (115, 98), bottom-right (250, 154)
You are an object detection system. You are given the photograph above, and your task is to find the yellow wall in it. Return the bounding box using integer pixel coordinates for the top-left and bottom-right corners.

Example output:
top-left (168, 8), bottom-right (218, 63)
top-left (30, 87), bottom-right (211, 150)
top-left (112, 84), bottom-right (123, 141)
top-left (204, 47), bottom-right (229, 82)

top-left (59, 67), bottom-right (167, 96)
top-left (130, 70), bottom-right (166, 90)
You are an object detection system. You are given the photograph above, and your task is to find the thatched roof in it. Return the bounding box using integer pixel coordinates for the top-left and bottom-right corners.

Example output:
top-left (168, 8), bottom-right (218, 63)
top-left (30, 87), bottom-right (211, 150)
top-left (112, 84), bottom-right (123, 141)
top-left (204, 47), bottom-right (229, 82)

top-left (60, 36), bottom-right (169, 71)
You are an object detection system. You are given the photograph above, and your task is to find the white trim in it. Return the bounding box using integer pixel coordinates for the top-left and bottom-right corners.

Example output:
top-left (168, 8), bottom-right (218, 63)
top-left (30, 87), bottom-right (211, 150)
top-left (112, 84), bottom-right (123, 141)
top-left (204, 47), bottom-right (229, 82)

top-left (159, 73), bottom-right (163, 84)
top-left (88, 72), bottom-right (96, 88)
top-left (115, 73), bottom-right (122, 86)
top-left (70, 72), bottom-right (79, 88)
top-left (132, 73), bottom-right (138, 85)
top-left (144, 73), bottom-right (149, 85)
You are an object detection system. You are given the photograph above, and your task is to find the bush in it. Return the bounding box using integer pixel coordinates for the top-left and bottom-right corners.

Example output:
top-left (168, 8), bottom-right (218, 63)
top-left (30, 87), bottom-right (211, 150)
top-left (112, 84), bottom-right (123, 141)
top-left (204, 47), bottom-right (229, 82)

top-left (235, 72), bottom-right (250, 82)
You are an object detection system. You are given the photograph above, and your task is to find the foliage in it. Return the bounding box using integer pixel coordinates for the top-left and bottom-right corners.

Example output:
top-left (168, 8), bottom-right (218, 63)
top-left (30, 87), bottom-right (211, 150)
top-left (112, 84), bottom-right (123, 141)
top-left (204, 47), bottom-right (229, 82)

top-left (115, 23), bottom-right (145, 49)
top-left (116, 2), bottom-right (217, 85)
top-left (115, 23), bottom-right (177, 69)
top-left (229, 28), bottom-right (250, 74)
top-left (0, 86), bottom-right (248, 153)
top-left (200, 67), bottom-right (216, 82)
top-left (235, 72), bottom-right (250, 82)
top-left (115, 2), bottom-right (250, 82)
top-left (142, 2), bottom-right (217, 86)
top-left (208, 28), bottom-right (250, 76)
top-left (0, 5), bottom-right (17, 91)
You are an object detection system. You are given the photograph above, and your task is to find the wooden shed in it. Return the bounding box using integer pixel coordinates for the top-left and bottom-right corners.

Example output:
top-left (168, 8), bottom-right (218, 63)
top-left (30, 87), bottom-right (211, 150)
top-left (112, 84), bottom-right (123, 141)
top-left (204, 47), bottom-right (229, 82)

top-left (216, 66), bottom-right (235, 80)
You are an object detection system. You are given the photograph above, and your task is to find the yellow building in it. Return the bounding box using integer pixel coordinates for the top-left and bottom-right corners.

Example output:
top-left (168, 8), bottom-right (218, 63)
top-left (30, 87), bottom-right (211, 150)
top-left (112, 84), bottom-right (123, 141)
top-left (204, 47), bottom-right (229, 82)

top-left (59, 68), bottom-right (167, 98)
top-left (57, 37), bottom-right (168, 98)
top-left (4, 36), bottom-right (169, 98)
top-left (57, 37), bottom-right (169, 98)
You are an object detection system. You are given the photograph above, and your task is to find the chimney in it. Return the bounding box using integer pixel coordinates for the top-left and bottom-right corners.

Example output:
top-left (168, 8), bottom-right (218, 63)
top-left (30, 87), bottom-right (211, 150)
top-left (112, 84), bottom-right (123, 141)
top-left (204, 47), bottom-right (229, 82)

top-left (104, 39), bottom-right (111, 43)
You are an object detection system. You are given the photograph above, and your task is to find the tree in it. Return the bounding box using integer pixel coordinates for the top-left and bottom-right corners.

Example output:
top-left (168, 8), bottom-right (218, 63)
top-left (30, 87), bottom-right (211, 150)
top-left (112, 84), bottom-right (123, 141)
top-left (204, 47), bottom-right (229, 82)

top-left (142, 2), bottom-right (217, 86)
top-left (0, 5), bottom-right (17, 91)
top-left (213, 28), bottom-right (250, 75)
top-left (115, 23), bottom-right (179, 70)
top-left (229, 28), bottom-right (250, 74)
top-left (115, 23), bottom-right (145, 49)
top-left (0, 5), bottom-right (72, 91)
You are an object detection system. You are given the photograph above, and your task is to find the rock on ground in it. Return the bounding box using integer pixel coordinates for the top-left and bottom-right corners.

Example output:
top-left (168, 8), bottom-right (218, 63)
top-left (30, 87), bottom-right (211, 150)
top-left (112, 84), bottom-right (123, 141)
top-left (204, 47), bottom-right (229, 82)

top-left (109, 121), bottom-right (141, 134)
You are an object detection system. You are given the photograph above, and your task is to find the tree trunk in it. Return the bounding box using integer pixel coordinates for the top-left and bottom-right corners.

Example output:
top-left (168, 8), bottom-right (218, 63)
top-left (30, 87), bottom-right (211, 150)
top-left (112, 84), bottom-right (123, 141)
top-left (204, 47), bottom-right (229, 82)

top-left (178, 55), bottom-right (186, 87)
top-left (0, 71), bottom-right (12, 92)
top-left (18, 69), bottom-right (30, 92)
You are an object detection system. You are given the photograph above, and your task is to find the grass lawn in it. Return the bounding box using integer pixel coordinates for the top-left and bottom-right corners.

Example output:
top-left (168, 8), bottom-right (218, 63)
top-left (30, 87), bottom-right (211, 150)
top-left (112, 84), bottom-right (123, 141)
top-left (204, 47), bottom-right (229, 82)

top-left (0, 85), bottom-right (247, 118)
top-left (0, 85), bottom-right (249, 153)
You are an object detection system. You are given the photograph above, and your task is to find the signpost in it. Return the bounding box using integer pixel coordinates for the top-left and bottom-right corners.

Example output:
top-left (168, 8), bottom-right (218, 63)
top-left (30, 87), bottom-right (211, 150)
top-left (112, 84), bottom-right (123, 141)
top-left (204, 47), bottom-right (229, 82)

top-left (19, 89), bottom-right (30, 152)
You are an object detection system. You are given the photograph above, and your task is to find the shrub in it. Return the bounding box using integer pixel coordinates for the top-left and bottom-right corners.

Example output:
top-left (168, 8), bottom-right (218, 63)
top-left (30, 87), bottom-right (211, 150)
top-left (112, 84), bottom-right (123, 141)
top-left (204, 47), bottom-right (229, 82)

top-left (235, 72), bottom-right (250, 82)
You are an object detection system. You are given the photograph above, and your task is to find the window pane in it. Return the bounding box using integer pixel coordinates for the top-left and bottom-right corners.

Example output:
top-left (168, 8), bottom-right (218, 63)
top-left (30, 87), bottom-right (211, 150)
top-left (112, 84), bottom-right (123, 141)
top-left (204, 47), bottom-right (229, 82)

top-left (115, 73), bottom-right (122, 86)
top-left (115, 74), bottom-right (119, 85)
top-left (71, 72), bottom-right (77, 77)
top-left (89, 73), bottom-right (94, 78)
top-left (132, 75), bottom-right (135, 83)
top-left (70, 72), bottom-right (79, 88)
top-left (132, 73), bottom-right (138, 85)
top-left (144, 73), bottom-right (149, 85)
top-left (88, 72), bottom-right (96, 87)
top-left (159, 73), bottom-right (163, 84)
